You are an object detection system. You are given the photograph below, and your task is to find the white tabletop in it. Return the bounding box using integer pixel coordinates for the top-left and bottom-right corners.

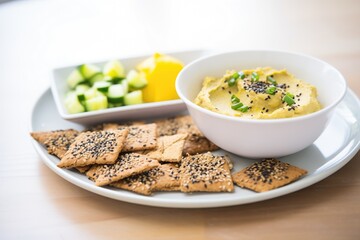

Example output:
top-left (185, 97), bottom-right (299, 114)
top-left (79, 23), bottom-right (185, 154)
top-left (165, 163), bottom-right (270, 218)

top-left (1, 0), bottom-right (359, 239)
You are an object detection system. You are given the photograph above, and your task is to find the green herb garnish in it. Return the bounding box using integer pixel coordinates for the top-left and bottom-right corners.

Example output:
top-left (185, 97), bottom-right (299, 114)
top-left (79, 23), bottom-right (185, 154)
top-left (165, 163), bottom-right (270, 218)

top-left (265, 86), bottom-right (277, 95)
top-left (231, 102), bottom-right (244, 110)
top-left (266, 76), bottom-right (277, 85)
top-left (239, 105), bottom-right (249, 112)
top-left (239, 71), bottom-right (245, 79)
top-left (231, 94), bottom-right (240, 104)
top-left (283, 92), bottom-right (295, 106)
top-left (228, 72), bottom-right (241, 87)
top-left (230, 95), bottom-right (248, 112)
top-left (232, 72), bottom-right (239, 79)
top-left (251, 72), bottom-right (259, 82)
top-left (228, 78), bottom-right (236, 87)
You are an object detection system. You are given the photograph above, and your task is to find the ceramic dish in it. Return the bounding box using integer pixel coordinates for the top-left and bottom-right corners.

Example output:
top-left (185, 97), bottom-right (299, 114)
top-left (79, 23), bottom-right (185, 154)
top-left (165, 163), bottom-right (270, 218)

top-left (30, 88), bottom-right (360, 208)
top-left (51, 49), bottom-right (214, 125)
top-left (176, 50), bottom-right (347, 158)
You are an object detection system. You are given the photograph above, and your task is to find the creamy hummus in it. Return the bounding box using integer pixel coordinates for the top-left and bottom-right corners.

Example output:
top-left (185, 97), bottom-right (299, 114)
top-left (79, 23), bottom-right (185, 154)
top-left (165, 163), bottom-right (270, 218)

top-left (194, 67), bottom-right (321, 119)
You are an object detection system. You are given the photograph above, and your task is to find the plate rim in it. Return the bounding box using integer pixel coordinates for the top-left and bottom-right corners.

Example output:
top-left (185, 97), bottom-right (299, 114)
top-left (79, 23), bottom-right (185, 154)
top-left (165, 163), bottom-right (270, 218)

top-left (30, 87), bottom-right (360, 208)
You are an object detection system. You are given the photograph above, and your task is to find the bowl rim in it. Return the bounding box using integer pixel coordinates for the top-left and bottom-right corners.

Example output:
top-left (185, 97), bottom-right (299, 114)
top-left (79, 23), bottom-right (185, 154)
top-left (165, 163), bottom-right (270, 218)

top-left (176, 49), bottom-right (348, 124)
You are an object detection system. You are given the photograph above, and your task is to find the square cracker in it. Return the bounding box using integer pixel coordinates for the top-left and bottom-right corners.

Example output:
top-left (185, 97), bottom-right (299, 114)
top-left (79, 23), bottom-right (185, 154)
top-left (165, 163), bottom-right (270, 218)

top-left (86, 153), bottom-right (160, 186)
top-left (57, 129), bottom-right (129, 168)
top-left (111, 172), bottom-right (153, 196)
top-left (180, 152), bottom-right (234, 193)
top-left (155, 115), bottom-right (199, 137)
top-left (111, 163), bottom-right (181, 195)
top-left (30, 129), bottom-right (80, 159)
top-left (86, 121), bottom-right (146, 132)
top-left (31, 129), bottom-right (92, 173)
top-left (152, 163), bottom-right (181, 191)
top-left (119, 123), bottom-right (158, 152)
top-left (144, 134), bottom-right (187, 162)
top-left (182, 136), bottom-right (219, 156)
top-left (76, 166), bottom-right (91, 173)
top-left (154, 115), bottom-right (218, 155)
top-left (86, 121), bottom-right (154, 152)
top-left (101, 121), bottom-right (146, 130)
top-left (232, 158), bottom-right (308, 192)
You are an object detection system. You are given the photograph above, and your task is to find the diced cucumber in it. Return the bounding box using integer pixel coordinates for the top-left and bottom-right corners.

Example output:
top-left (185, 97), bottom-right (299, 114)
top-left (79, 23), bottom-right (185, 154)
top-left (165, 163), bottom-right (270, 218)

top-left (84, 88), bottom-right (104, 100)
top-left (78, 64), bottom-right (101, 79)
top-left (121, 79), bottom-right (129, 95)
top-left (89, 72), bottom-right (104, 84)
top-left (127, 70), bottom-right (147, 90)
top-left (112, 77), bottom-right (125, 84)
top-left (103, 60), bottom-right (125, 78)
top-left (124, 90), bottom-right (143, 105)
top-left (67, 69), bottom-right (86, 89)
top-left (64, 59), bottom-right (152, 114)
top-left (103, 75), bottom-right (124, 84)
top-left (75, 84), bottom-right (90, 101)
top-left (104, 75), bottom-right (114, 82)
top-left (107, 84), bottom-right (125, 104)
top-left (93, 81), bottom-right (111, 93)
top-left (108, 102), bottom-right (124, 108)
top-left (65, 91), bottom-right (85, 114)
top-left (85, 95), bottom-right (108, 111)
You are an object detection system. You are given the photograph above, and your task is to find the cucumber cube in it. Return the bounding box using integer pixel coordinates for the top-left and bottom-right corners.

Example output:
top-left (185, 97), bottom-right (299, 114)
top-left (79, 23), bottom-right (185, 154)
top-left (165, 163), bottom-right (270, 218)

top-left (67, 69), bottom-right (86, 89)
top-left (103, 60), bottom-right (125, 78)
top-left (124, 90), bottom-right (143, 105)
top-left (78, 64), bottom-right (101, 79)
top-left (127, 70), bottom-right (147, 90)
top-left (65, 91), bottom-right (85, 114)
top-left (85, 95), bottom-right (108, 111)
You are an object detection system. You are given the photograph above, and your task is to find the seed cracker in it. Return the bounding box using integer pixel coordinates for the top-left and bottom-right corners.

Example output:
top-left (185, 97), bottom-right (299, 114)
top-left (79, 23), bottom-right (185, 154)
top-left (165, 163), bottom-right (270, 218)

top-left (30, 129), bottom-right (80, 159)
top-left (76, 166), bottom-right (92, 173)
top-left (111, 163), bottom-right (181, 195)
top-left (111, 172), bottom-right (153, 195)
top-left (152, 163), bottom-right (181, 191)
top-left (101, 121), bottom-right (147, 131)
top-left (86, 153), bottom-right (160, 186)
top-left (232, 158), bottom-right (308, 192)
top-left (180, 152), bottom-right (234, 193)
top-left (154, 115), bottom-right (219, 155)
top-left (182, 136), bottom-right (219, 155)
top-left (30, 129), bottom-right (94, 173)
top-left (57, 129), bottom-right (129, 168)
top-left (155, 115), bottom-right (198, 136)
top-left (121, 123), bottom-right (158, 152)
top-left (86, 121), bottom-right (154, 152)
top-left (144, 134), bottom-right (187, 162)
top-left (86, 121), bottom-right (146, 132)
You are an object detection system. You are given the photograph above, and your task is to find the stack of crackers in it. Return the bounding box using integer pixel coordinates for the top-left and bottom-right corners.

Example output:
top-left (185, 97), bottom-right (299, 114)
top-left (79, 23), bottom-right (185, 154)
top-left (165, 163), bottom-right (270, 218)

top-left (31, 115), bottom-right (307, 196)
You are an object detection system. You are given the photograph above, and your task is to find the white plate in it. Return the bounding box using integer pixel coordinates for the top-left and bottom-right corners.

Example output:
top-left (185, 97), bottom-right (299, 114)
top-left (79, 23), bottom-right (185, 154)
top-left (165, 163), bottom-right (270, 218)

top-left (51, 49), bottom-right (214, 125)
top-left (30, 88), bottom-right (360, 208)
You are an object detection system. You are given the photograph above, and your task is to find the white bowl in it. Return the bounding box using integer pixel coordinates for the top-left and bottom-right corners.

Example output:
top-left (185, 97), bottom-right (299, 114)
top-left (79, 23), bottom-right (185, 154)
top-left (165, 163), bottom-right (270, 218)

top-left (51, 50), bottom-right (214, 126)
top-left (176, 50), bottom-right (347, 158)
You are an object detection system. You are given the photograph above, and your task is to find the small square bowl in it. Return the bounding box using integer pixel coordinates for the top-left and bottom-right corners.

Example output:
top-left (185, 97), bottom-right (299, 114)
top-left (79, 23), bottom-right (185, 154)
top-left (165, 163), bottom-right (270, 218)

top-left (51, 50), bottom-right (212, 125)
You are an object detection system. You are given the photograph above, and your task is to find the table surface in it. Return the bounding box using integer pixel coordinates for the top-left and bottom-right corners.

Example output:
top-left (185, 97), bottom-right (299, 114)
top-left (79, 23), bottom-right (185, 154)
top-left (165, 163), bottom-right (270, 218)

top-left (1, 0), bottom-right (359, 239)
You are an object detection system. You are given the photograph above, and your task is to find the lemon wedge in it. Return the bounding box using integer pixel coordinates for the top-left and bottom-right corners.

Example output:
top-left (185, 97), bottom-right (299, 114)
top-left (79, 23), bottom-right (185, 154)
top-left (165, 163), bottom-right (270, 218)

top-left (137, 53), bottom-right (184, 102)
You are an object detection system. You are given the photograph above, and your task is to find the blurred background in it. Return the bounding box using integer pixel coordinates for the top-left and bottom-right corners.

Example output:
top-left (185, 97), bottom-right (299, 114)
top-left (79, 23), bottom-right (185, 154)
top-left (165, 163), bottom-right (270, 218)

top-left (0, 0), bottom-right (359, 126)
top-left (1, 0), bottom-right (359, 86)
top-left (0, 0), bottom-right (360, 130)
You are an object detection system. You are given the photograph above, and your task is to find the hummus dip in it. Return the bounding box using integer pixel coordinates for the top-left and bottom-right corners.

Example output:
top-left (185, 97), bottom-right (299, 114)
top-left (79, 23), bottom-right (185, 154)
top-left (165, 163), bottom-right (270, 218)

top-left (194, 67), bottom-right (321, 119)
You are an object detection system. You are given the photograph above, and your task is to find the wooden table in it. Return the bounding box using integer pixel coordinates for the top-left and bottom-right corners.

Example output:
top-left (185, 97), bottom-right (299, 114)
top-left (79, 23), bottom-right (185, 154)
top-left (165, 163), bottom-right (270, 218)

top-left (1, 0), bottom-right (359, 239)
